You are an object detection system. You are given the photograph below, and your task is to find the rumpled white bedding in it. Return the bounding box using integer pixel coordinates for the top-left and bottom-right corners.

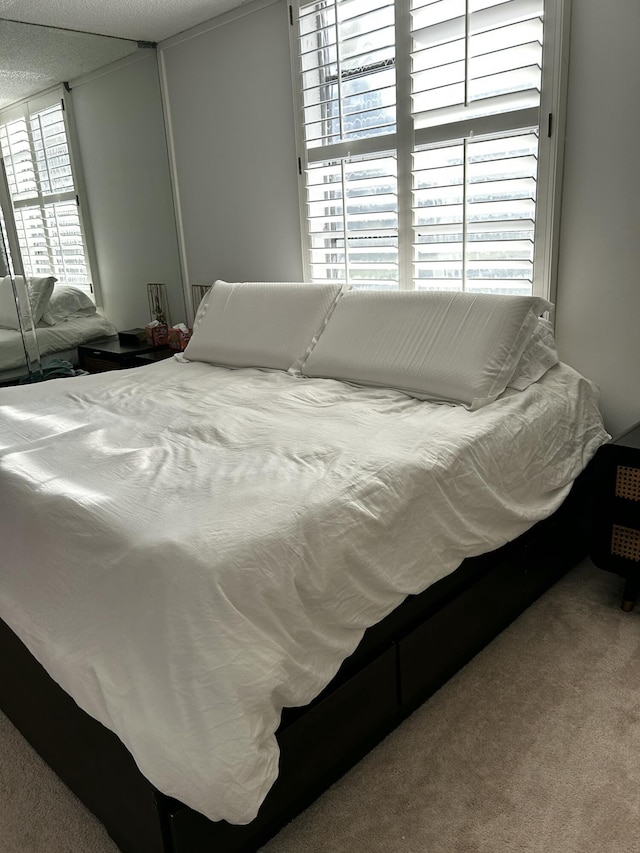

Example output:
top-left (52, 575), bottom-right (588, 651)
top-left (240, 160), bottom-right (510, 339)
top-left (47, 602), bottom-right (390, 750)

top-left (0, 313), bottom-right (117, 371)
top-left (0, 359), bottom-right (608, 823)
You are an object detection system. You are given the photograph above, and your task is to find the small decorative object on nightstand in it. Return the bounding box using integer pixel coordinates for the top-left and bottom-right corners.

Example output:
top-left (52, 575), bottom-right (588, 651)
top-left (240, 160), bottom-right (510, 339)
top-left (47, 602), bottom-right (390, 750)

top-left (147, 282), bottom-right (171, 327)
top-left (118, 328), bottom-right (147, 345)
top-left (590, 420), bottom-right (640, 610)
top-left (192, 284), bottom-right (212, 314)
top-left (147, 283), bottom-right (171, 346)
top-left (168, 323), bottom-right (192, 351)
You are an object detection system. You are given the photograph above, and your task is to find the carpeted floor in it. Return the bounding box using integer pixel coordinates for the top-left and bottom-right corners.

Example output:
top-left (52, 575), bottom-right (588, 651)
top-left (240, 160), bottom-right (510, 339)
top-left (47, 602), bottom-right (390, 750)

top-left (1, 559), bottom-right (639, 852)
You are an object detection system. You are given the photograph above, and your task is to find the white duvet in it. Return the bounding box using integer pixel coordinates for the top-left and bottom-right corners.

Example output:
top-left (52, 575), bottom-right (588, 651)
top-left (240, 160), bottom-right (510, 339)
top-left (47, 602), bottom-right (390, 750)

top-left (0, 313), bottom-right (117, 371)
top-left (0, 359), bottom-right (608, 823)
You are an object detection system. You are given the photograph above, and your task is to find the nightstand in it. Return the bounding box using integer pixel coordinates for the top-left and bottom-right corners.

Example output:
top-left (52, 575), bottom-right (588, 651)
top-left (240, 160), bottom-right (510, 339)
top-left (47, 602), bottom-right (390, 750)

top-left (134, 349), bottom-right (176, 366)
top-left (590, 420), bottom-right (640, 610)
top-left (77, 337), bottom-right (170, 373)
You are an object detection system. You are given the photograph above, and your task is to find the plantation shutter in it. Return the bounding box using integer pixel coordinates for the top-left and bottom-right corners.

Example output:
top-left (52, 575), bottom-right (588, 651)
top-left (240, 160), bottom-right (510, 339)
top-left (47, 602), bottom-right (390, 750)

top-left (297, 0), bottom-right (400, 288)
top-left (411, 0), bottom-right (543, 133)
top-left (299, 0), bottom-right (397, 149)
top-left (0, 92), bottom-right (93, 293)
top-left (292, 0), bottom-right (566, 298)
top-left (411, 0), bottom-right (543, 294)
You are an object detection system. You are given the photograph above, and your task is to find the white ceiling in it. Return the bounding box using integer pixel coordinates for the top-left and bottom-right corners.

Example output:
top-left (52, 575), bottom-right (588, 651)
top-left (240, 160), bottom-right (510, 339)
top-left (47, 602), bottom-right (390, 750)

top-left (0, 0), bottom-right (251, 42)
top-left (0, 0), bottom-right (251, 108)
top-left (0, 20), bottom-right (140, 109)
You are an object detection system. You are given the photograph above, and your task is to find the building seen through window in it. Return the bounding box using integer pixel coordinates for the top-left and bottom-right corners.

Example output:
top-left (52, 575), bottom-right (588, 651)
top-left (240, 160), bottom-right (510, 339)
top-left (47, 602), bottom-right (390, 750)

top-left (294, 0), bottom-right (563, 298)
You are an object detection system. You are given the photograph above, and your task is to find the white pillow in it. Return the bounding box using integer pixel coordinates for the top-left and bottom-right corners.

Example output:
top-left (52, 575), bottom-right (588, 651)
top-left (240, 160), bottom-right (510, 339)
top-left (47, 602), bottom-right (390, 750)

top-left (27, 276), bottom-right (57, 324)
top-left (40, 285), bottom-right (96, 325)
top-left (0, 275), bottom-right (28, 329)
top-left (507, 317), bottom-right (559, 391)
top-left (301, 290), bottom-right (551, 409)
top-left (183, 280), bottom-right (344, 371)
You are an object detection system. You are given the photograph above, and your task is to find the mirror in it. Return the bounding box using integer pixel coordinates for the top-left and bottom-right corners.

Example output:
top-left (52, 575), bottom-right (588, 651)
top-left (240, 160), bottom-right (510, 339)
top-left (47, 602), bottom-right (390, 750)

top-left (0, 177), bottom-right (43, 383)
top-left (0, 18), bottom-right (186, 337)
top-left (0, 19), bottom-right (141, 110)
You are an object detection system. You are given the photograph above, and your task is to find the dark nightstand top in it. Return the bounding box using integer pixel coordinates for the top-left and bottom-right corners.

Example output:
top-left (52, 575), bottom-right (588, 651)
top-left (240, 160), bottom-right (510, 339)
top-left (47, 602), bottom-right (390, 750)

top-left (135, 349), bottom-right (176, 365)
top-left (78, 337), bottom-right (161, 357)
top-left (607, 420), bottom-right (640, 451)
top-left (78, 337), bottom-right (171, 373)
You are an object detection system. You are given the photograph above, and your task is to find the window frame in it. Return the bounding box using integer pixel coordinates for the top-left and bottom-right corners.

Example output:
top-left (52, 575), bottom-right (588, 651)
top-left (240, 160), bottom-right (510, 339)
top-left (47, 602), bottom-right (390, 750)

top-left (0, 86), bottom-right (100, 303)
top-left (288, 0), bottom-right (571, 303)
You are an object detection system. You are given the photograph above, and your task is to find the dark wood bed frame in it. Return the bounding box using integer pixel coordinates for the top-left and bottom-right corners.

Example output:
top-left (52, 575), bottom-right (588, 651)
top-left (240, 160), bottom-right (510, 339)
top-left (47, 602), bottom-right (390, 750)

top-left (0, 467), bottom-right (594, 853)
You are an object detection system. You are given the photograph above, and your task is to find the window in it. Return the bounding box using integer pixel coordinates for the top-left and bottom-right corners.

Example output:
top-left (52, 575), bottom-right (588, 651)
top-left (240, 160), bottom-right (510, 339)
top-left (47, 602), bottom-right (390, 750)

top-left (0, 90), bottom-right (94, 296)
top-left (290, 0), bottom-right (569, 298)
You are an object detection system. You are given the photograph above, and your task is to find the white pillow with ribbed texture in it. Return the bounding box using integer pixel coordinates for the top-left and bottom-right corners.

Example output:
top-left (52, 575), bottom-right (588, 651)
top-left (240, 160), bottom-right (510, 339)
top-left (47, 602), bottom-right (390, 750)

top-left (40, 285), bottom-right (96, 325)
top-left (183, 280), bottom-right (344, 371)
top-left (301, 290), bottom-right (551, 409)
top-left (507, 318), bottom-right (559, 391)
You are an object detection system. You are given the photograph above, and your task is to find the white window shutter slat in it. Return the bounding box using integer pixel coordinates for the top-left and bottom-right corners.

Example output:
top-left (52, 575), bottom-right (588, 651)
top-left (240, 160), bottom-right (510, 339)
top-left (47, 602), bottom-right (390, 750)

top-left (0, 96), bottom-right (92, 293)
top-left (292, 0), bottom-right (566, 297)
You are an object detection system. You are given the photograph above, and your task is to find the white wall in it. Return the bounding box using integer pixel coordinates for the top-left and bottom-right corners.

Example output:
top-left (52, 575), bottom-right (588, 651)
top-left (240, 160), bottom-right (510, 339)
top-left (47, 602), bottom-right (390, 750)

top-left (159, 0), bottom-right (639, 436)
top-left (159, 0), bottom-right (303, 304)
top-left (71, 52), bottom-right (184, 330)
top-left (555, 0), bottom-right (640, 436)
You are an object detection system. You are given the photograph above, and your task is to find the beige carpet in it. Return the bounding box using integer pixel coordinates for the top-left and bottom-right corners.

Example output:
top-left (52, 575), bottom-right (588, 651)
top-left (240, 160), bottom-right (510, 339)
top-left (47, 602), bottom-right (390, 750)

top-left (1, 559), bottom-right (639, 853)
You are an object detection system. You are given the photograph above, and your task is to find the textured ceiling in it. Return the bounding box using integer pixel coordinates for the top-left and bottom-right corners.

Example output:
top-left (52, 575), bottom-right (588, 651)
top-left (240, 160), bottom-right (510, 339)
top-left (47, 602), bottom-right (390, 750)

top-left (0, 0), bottom-right (250, 42)
top-left (0, 0), bottom-right (250, 109)
top-left (0, 20), bottom-right (139, 109)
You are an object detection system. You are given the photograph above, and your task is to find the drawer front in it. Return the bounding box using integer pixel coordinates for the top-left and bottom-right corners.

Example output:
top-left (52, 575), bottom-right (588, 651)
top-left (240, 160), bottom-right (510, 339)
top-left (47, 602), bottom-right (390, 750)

top-left (591, 445), bottom-right (640, 575)
top-left (611, 524), bottom-right (640, 562)
top-left (399, 554), bottom-right (525, 712)
top-left (614, 464), bottom-right (640, 502)
top-left (79, 348), bottom-right (145, 372)
top-left (79, 354), bottom-right (121, 373)
top-left (0, 616), bottom-right (166, 853)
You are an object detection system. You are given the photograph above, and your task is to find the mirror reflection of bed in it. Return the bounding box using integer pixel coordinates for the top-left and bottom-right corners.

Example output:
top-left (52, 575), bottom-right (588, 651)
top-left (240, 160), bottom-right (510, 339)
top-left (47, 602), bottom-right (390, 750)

top-left (0, 276), bottom-right (118, 385)
top-left (0, 18), bottom-right (185, 389)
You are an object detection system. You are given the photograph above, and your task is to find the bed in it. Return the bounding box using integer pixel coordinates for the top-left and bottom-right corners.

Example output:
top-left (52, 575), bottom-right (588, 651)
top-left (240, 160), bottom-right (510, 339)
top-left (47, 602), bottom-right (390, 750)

top-left (0, 282), bottom-right (609, 853)
top-left (0, 276), bottom-right (117, 384)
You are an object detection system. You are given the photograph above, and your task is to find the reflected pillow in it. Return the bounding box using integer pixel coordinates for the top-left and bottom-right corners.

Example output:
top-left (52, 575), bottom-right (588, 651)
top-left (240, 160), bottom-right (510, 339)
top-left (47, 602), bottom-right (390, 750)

top-left (0, 275), bottom-right (29, 329)
top-left (40, 285), bottom-right (96, 325)
top-left (28, 276), bottom-right (57, 324)
top-left (507, 318), bottom-right (559, 391)
top-left (301, 290), bottom-right (551, 410)
top-left (184, 280), bottom-right (345, 371)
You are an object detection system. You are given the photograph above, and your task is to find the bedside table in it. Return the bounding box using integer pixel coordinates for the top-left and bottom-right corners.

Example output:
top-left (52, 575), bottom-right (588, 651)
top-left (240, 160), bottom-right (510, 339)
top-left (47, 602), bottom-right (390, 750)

top-left (78, 337), bottom-right (170, 373)
top-left (134, 349), bottom-right (176, 366)
top-left (590, 420), bottom-right (640, 610)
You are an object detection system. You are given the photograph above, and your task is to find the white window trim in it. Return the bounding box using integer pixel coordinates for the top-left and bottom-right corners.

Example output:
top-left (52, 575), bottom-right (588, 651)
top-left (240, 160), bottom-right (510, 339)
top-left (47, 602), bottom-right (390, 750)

top-left (61, 87), bottom-right (102, 306)
top-left (288, 0), bottom-right (572, 303)
top-left (532, 0), bottom-right (572, 306)
top-left (0, 85), bottom-right (100, 304)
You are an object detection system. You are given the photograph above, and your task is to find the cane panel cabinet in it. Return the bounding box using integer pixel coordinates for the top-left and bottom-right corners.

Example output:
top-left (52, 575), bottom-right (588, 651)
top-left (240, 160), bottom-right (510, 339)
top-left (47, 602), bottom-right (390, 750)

top-left (590, 420), bottom-right (640, 610)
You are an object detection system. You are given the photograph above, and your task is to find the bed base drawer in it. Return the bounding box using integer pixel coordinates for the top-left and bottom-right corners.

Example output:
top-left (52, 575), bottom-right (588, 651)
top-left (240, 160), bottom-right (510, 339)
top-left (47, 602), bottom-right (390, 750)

top-left (168, 647), bottom-right (398, 853)
top-left (398, 552), bottom-right (525, 711)
top-left (397, 484), bottom-right (588, 713)
top-left (0, 616), bottom-right (167, 853)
